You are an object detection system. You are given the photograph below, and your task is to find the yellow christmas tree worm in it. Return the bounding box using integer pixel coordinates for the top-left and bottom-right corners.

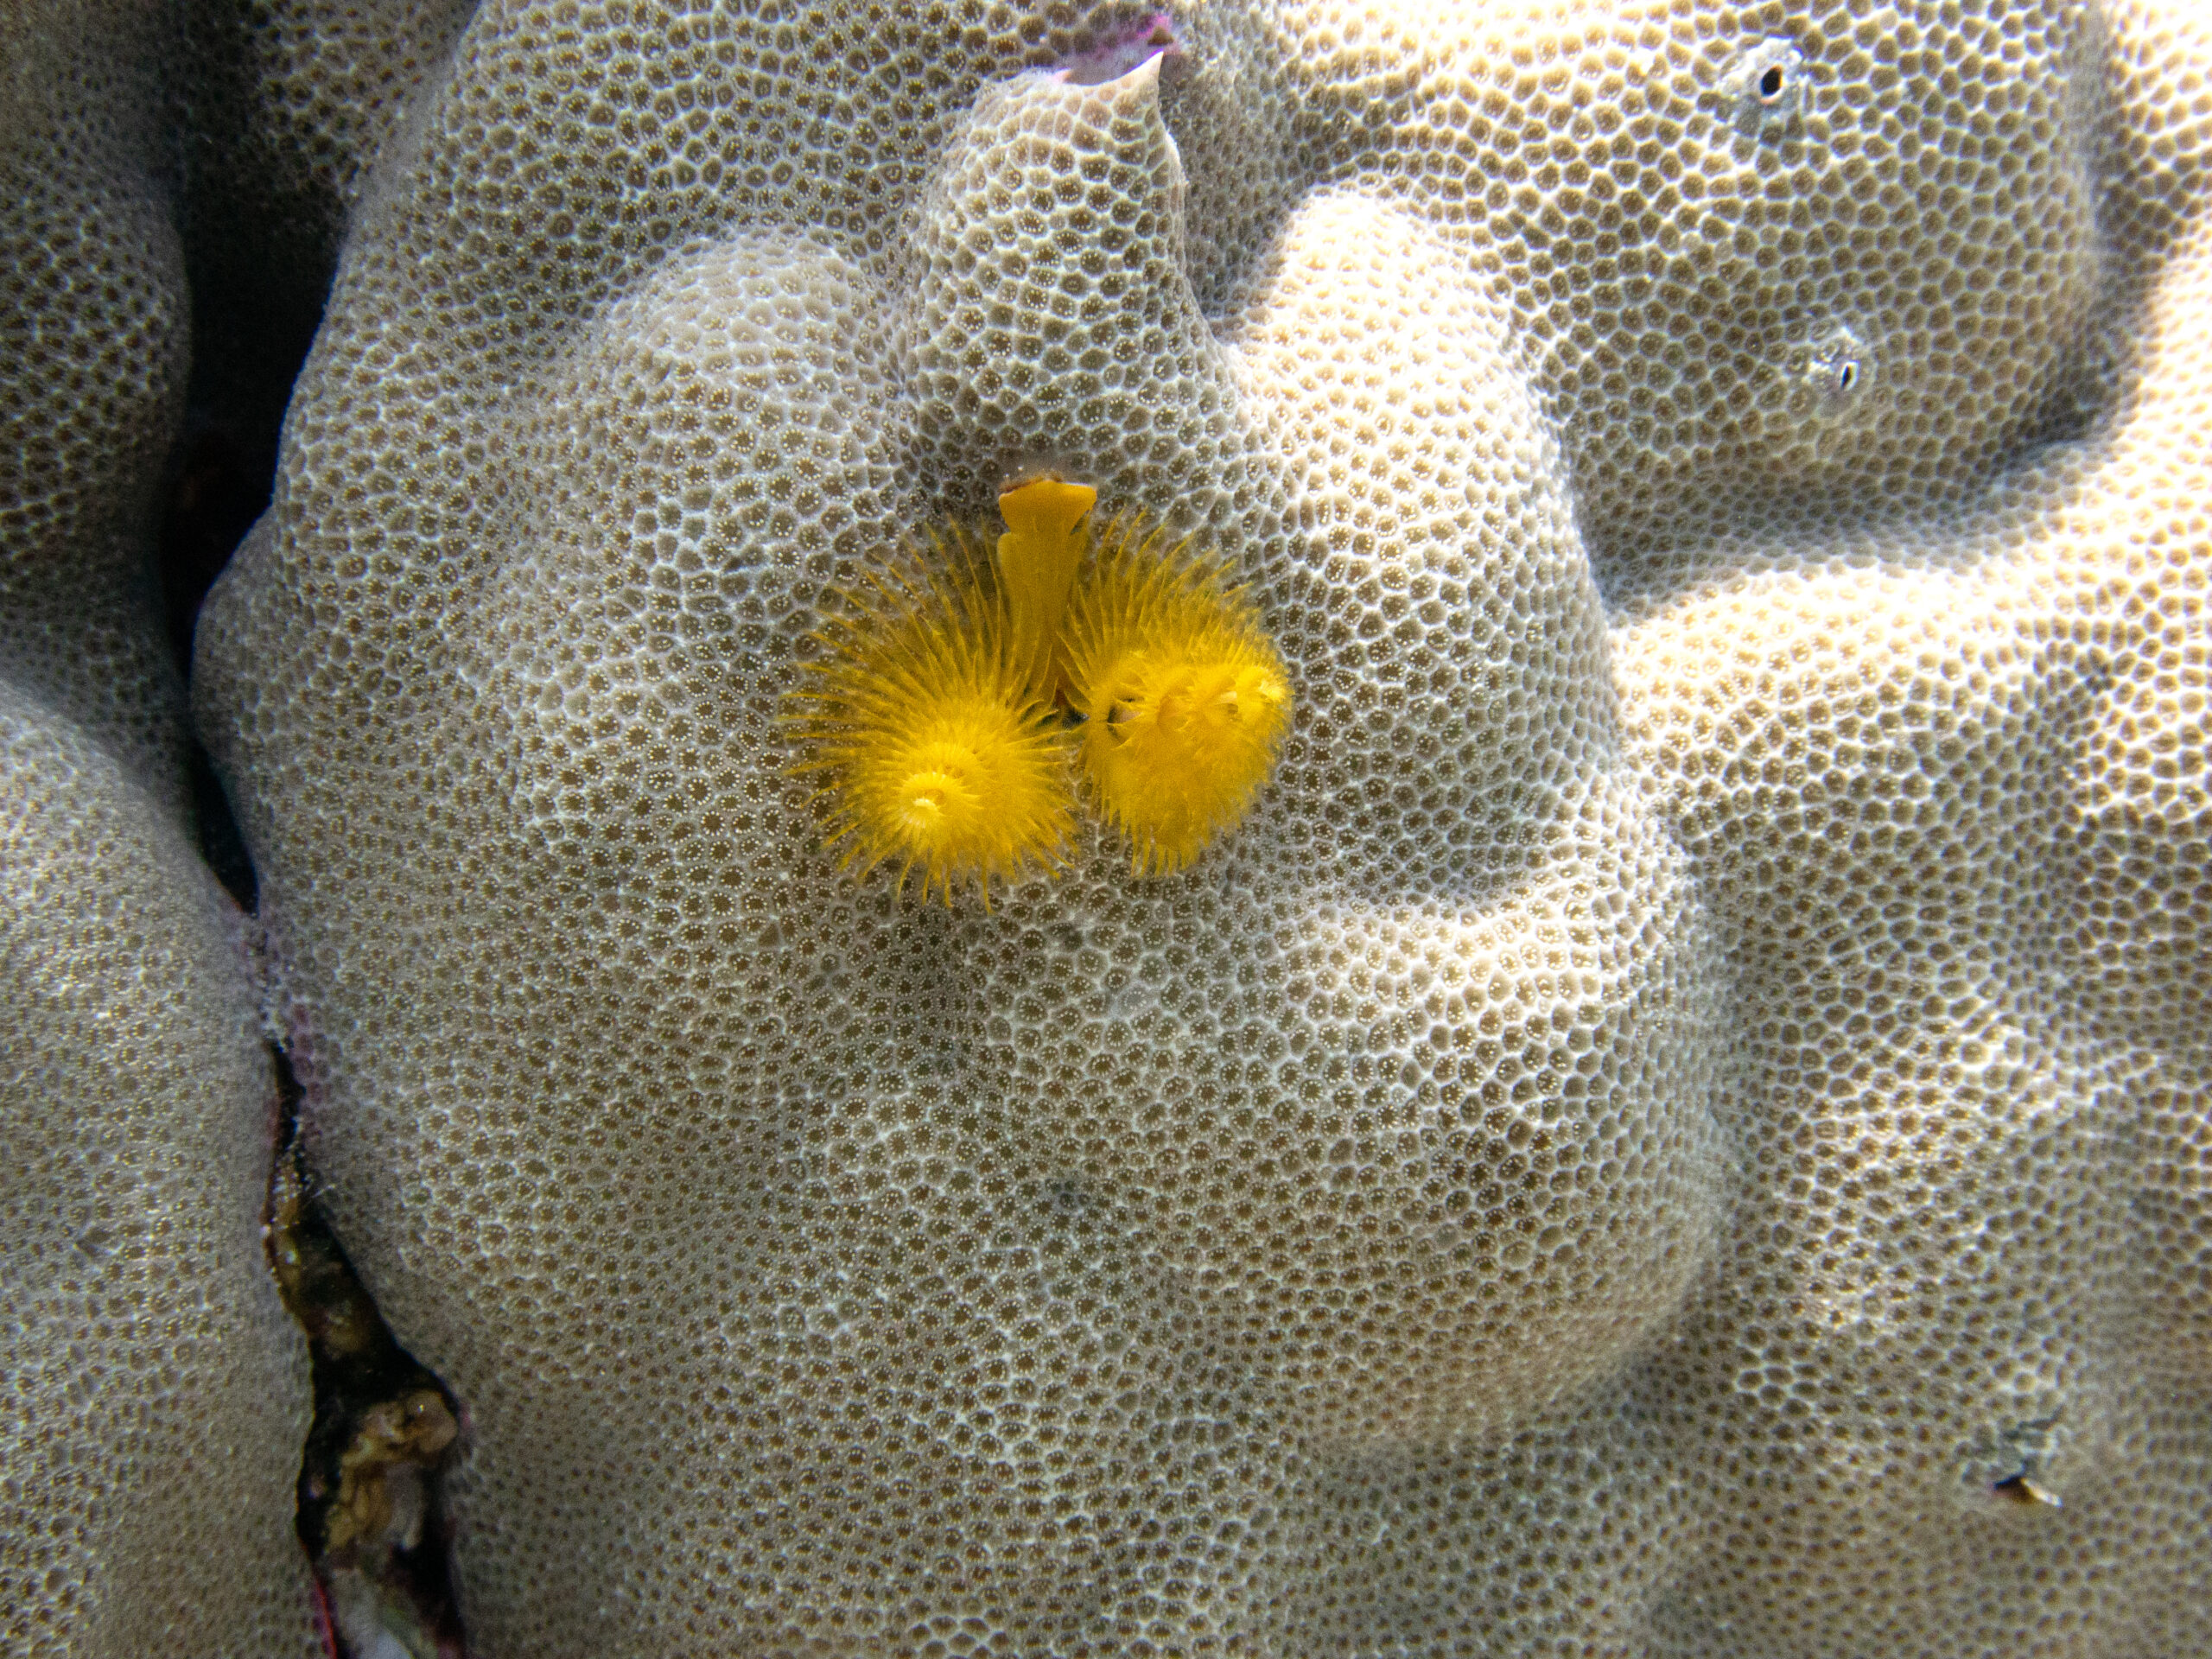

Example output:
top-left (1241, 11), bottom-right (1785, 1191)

top-left (789, 482), bottom-right (1290, 899)
top-left (786, 548), bottom-right (1072, 908)
top-left (1062, 518), bottom-right (1293, 875)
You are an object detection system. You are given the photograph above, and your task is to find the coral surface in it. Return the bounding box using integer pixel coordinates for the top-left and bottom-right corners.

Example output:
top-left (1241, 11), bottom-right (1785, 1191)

top-left (5, 0), bottom-right (2209, 1654)
top-left (1, 0), bottom-right (192, 813)
top-left (0, 685), bottom-right (319, 1656)
top-left (1, 2), bottom-right (319, 1651)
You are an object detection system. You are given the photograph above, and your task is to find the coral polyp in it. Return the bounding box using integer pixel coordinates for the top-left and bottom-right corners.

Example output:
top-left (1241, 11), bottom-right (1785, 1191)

top-left (789, 558), bottom-right (1071, 907)
top-left (1063, 520), bottom-right (1293, 874)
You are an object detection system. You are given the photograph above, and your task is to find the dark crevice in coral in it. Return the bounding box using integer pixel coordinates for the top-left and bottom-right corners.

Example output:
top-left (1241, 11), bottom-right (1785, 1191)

top-left (1061, 8), bottom-right (1183, 86)
top-left (167, 29), bottom-right (342, 679)
top-left (265, 1047), bottom-right (470, 1659)
top-left (156, 400), bottom-right (285, 677)
top-left (188, 735), bottom-right (256, 910)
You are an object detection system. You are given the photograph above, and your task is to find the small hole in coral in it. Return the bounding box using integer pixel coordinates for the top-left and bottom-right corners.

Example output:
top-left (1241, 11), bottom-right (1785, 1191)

top-left (1721, 39), bottom-right (1808, 136)
top-left (1784, 321), bottom-right (1870, 411)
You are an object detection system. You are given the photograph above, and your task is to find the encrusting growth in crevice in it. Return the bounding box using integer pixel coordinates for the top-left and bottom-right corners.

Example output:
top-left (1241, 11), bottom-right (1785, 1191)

top-left (787, 476), bottom-right (1293, 900)
top-left (264, 1048), bottom-right (468, 1659)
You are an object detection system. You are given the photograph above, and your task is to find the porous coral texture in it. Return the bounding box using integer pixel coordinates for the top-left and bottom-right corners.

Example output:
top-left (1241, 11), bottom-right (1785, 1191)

top-left (0, 0), bottom-right (192, 816)
top-left (193, 0), bottom-right (2211, 1654)
top-left (178, 0), bottom-right (481, 395)
top-left (0, 682), bottom-right (319, 1657)
top-left (2, 2), bottom-right (321, 1651)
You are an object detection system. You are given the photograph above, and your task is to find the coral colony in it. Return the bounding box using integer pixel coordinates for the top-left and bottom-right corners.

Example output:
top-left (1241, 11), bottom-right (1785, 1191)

top-left (9, 0), bottom-right (2211, 1655)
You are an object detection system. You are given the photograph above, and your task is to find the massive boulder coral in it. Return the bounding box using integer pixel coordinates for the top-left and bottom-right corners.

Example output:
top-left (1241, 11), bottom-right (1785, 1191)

top-left (0, 689), bottom-right (319, 1657)
top-left (189, 0), bottom-right (2209, 1654)
top-left (176, 0), bottom-right (480, 558)
top-left (1, 0), bottom-right (193, 816)
top-left (1, 2), bottom-right (319, 1652)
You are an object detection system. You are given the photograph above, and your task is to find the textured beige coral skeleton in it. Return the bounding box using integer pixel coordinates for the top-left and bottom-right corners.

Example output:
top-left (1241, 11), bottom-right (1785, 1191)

top-left (0, 689), bottom-right (319, 1657)
top-left (0, 3), bottom-right (320, 1652)
top-left (171, 0), bottom-right (2212, 1652)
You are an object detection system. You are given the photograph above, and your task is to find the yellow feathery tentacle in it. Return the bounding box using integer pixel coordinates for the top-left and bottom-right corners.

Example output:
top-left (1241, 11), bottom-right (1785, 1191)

top-left (994, 477), bottom-right (1097, 699)
top-left (789, 493), bottom-right (1286, 895)
top-left (786, 552), bottom-right (1072, 908)
top-left (1062, 518), bottom-right (1293, 875)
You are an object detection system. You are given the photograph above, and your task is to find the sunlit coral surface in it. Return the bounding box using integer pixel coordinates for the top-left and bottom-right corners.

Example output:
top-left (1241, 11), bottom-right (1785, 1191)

top-left (4, 0), bottom-right (2210, 1654)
